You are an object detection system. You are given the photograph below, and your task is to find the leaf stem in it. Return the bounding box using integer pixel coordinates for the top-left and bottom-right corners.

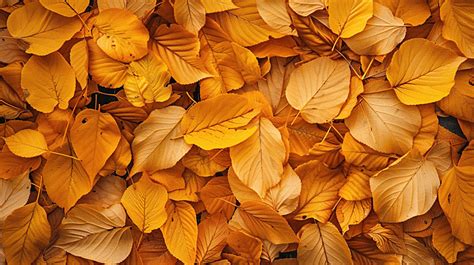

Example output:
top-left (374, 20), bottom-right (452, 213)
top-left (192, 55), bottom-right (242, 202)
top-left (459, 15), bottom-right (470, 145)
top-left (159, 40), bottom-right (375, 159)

top-left (48, 150), bottom-right (81, 160)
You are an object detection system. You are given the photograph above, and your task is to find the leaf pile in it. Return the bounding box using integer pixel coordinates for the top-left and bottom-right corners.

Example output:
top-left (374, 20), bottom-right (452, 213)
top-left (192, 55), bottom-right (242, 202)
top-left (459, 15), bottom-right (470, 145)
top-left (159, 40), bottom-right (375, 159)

top-left (0, 0), bottom-right (473, 264)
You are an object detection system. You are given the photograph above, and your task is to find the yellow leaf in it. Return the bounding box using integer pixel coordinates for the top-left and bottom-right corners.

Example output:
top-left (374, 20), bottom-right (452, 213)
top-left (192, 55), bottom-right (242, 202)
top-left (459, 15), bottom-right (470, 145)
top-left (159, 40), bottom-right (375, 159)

top-left (257, 57), bottom-right (294, 112)
top-left (375, 0), bottom-right (430, 26)
top-left (0, 174), bottom-right (30, 222)
top-left (131, 106), bottom-right (192, 175)
top-left (256, 0), bottom-right (296, 35)
top-left (55, 204), bottom-right (133, 263)
top-left (199, 18), bottom-right (260, 98)
top-left (78, 175), bottom-right (126, 208)
top-left (226, 230), bottom-right (262, 262)
top-left (22, 52), bottom-right (75, 113)
top-left (386, 38), bottom-right (466, 105)
top-left (168, 170), bottom-right (207, 202)
top-left (6, 2), bottom-right (82, 55)
top-left (196, 213), bottom-right (229, 264)
top-left (97, 0), bottom-right (157, 19)
top-left (181, 94), bottom-right (260, 150)
top-left (335, 76), bottom-right (364, 119)
top-left (100, 135), bottom-right (132, 176)
top-left (402, 234), bottom-right (440, 264)
top-left (0, 150), bottom-right (40, 180)
top-left (285, 57), bottom-right (350, 124)
top-left (263, 165), bottom-right (302, 215)
top-left (294, 160), bottom-right (345, 222)
top-left (367, 224), bottom-right (406, 254)
top-left (39, 0), bottom-right (89, 17)
top-left (201, 0), bottom-right (238, 13)
top-left (230, 117), bottom-right (285, 197)
top-left (328, 0), bottom-right (373, 38)
top-left (230, 200), bottom-right (299, 244)
top-left (290, 11), bottom-right (341, 57)
top-left (3, 203), bottom-right (51, 265)
top-left (339, 169), bottom-right (371, 201)
top-left (348, 236), bottom-right (403, 264)
top-left (174, 0), bottom-right (206, 35)
top-left (341, 133), bottom-right (391, 170)
top-left (345, 90), bottom-right (421, 155)
top-left (289, 0), bottom-right (325, 17)
top-left (432, 216), bottom-right (466, 263)
top-left (70, 109), bottom-right (121, 180)
top-left (87, 39), bottom-right (129, 88)
top-left (182, 147), bottom-right (227, 177)
top-left (210, 0), bottom-right (285, 46)
top-left (438, 70), bottom-right (474, 122)
top-left (200, 176), bottom-right (236, 219)
top-left (371, 148), bottom-right (440, 222)
top-left (413, 104), bottom-right (438, 155)
top-left (70, 39), bottom-right (89, 90)
top-left (151, 24), bottom-right (211, 84)
top-left (5, 129), bottom-right (48, 158)
top-left (286, 119), bottom-right (336, 156)
top-left (438, 165), bottom-right (474, 245)
top-left (344, 3), bottom-right (406, 55)
top-left (121, 175), bottom-right (168, 233)
top-left (124, 53), bottom-right (172, 107)
top-left (42, 142), bottom-right (91, 212)
top-left (336, 199), bottom-right (372, 234)
top-left (93, 8), bottom-right (149, 62)
top-left (297, 222), bottom-right (353, 265)
top-left (160, 201), bottom-right (198, 265)
top-left (440, 0), bottom-right (474, 58)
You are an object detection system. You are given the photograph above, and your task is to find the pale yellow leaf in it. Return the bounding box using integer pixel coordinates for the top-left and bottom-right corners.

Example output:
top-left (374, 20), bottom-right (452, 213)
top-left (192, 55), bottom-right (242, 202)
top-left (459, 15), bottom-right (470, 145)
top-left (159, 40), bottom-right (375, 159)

top-left (263, 165), bottom-right (301, 215)
top-left (344, 3), bottom-right (406, 55)
top-left (286, 57), bottom-right (350, 124)
top-left (55, 204), bottom-right (133, 263)
top-left (256, 0), bottom-right (296, 35)
top-left (0, 174), bottom-right (30, 222)
top-left (345, 90), bottom-right (421, 155)
top-left (230, 117), bottom-right (285, 197)
top-left (339, 169), bottom-right (371, 201)
top-left (386, 38), bottom-right (466, 105)
top-left (131, 106), bottom-right (192, 175)
top-left (371, 148), bottom-right (440, 222)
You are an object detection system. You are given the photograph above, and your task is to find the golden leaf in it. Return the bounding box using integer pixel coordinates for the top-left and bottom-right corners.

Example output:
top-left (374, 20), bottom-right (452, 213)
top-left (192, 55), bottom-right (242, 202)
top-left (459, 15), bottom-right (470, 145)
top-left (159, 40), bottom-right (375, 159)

top-left (121, 175), bottom-right (168, 233)
top-left (3, 203), bottom-right (51, 265)
top-left (181, 94), bottom-right (260, 150)
top-left (22, 52), bottom-right (75, 113)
